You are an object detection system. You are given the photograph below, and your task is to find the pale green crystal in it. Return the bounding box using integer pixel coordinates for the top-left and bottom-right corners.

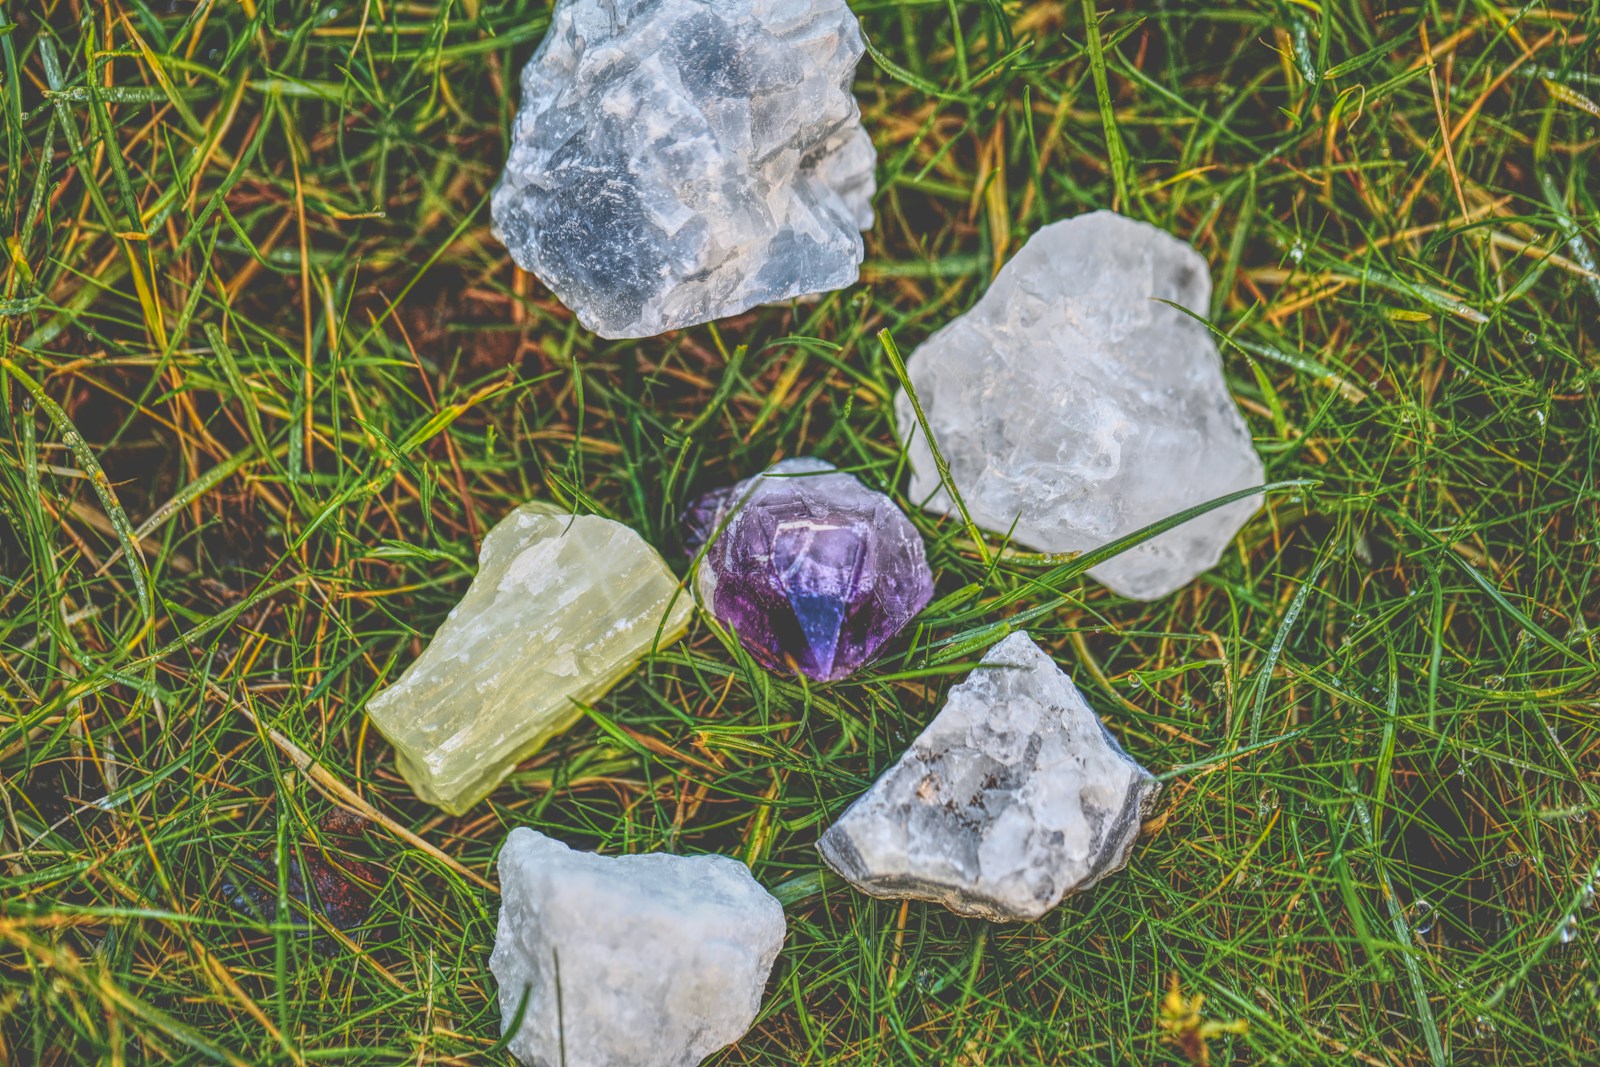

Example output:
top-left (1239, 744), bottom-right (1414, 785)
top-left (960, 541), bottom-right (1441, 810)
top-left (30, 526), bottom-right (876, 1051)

top-left (366, 504), bottom-right (692, 813)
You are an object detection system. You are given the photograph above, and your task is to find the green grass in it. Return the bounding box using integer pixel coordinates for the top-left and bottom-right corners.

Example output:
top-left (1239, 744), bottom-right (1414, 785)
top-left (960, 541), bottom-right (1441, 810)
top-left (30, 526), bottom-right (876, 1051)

top-left (2, 0), bottom-right (1598, 1063)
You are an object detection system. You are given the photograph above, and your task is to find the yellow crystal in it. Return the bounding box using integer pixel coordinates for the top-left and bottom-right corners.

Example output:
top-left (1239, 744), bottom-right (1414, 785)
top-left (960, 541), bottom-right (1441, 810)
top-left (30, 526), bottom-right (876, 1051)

top-left (366, 504), bottom-right (692, 813)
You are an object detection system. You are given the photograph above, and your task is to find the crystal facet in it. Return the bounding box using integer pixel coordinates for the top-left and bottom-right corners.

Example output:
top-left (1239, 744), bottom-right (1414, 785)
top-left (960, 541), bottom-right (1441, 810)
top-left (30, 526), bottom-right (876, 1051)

top-left (366, 506), bottom-right (691, 813)
top-left (691, 458), bottom-right (933, 682)
top-left (492, 0), bottom-right (876, 339)
top-left (490, 828), bottom-right (786, 1067)
top-left (817, 631), bottom-right (1160, 921)
top-left (894, 210), bottom-right (1264, 600)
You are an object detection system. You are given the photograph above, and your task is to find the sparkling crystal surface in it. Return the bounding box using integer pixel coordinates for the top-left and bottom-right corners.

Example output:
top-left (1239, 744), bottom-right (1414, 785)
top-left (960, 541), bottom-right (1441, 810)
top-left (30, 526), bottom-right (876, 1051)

top-left (893, 210), bottom-right (1264, 600)
top-left (490, 828), bottom-right (786, 1067)
top-left (692, 458), bottom-right (933, 682)
top-left (817, 631), bottom-right (1160, 921)
top-left (366, 506), bottom-right (691, 813)
top-left (491, 0), bottom-right (876, 339)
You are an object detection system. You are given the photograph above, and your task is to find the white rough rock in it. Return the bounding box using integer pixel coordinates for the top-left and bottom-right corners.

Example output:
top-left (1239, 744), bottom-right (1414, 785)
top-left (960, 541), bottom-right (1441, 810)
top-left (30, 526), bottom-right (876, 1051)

top-left (492, 0), bottom-right (876, 339)
top-left (893, 210), bottom-right (1264, 600)
top-left (490, 828), bottom-right (786, 1067)
top-left (366, 505), bottom-right (691, 813)
top-left (817, 631), bottom-right (1159, 922)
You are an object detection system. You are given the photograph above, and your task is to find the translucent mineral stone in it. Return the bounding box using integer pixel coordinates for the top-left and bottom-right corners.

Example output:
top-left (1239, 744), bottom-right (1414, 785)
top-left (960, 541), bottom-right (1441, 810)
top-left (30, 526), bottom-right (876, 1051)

top-left (690, 458), bottom-right (933, 682)
top-left (893, 210), bottom-right (1264, 600)
top-left (490, 828), bottom-right (786, 1067)
top-left (366, 505), bottom-right (691, 813)
top-left (817, 631), bottom-right (1160, 921)
top-left (491, 0), bottom-right (876, 339)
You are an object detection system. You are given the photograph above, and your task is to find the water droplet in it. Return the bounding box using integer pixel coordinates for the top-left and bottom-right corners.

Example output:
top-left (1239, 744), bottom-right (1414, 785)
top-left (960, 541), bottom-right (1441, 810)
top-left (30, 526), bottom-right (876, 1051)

top-left (1405, 898), bottom-right (1437, 938)
top-left (1474, 1014), bottom-right (1497, 1036)
top-left (1580, 882), bottom-right (1596, 911)
top-left (1127, 674), bottom-right (1143, 689)
top-left (1558, 914), bottom-right (1579, 944)
top-left (1484, 674), bottom-right (1506, 691)
top-left (1524, 331), bottom-right (1537, 344)
top-left (1257, 788), bottom-right (1281, 818)
top-left (1503, 853), bottom-right (1523, 869)
top-left (1289, 241), bottom-right (1305, 264)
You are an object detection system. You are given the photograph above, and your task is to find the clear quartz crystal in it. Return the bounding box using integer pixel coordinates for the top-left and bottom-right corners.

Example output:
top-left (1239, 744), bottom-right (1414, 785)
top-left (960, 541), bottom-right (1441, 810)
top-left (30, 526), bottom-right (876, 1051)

top-left (818, 631), bottom-right (1160, 921)
top-left (366, 505), bottom-right (691, 813)
top-left (492, 0), bottom-right (876, 339)
top-left (894, 210), bottom-right (1264, 600)
top-left (490, 828), bottom-right (786, 1067)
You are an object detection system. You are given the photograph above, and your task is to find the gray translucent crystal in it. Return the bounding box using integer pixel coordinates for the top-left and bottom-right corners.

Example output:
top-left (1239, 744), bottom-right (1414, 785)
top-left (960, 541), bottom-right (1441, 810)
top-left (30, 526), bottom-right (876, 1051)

top-left (894, 210), bottom-right (1264, 600)
top-left (492, 0), bottom-right (876, 339)
top-left (817, 632), bottom-right (1159, 922)
top-left (491, 828), bottom-right (786, 1067)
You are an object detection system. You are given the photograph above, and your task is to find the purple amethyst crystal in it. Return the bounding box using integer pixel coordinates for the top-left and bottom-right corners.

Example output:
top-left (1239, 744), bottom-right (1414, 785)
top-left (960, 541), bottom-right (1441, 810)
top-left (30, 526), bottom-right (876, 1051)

top-left (691, 458), bottom-right (934, 682)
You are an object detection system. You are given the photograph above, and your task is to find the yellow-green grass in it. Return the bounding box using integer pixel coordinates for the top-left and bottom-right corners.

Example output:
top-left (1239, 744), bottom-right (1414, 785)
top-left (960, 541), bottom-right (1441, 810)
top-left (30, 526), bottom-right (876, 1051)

top-left (2, 1), bottom-right (1598, 1064)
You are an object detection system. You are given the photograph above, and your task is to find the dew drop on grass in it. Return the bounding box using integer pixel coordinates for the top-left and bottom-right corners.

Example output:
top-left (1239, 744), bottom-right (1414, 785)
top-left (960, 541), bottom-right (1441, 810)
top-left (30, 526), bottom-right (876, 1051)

top-left (1557, 914), bottom-right (1579, 944)
top-left (1405, 898), bottom-right (1437, 938)
top-left (1257, 787), bottom-right (1280, 818)
top-left (1474, 1014), bottom-right (1497, 1037)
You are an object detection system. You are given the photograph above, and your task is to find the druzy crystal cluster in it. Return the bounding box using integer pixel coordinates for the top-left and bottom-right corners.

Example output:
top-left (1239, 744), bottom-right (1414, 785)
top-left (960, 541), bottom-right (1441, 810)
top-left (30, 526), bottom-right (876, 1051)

top-left (365, 505), bottom-right (691, 813)
top-left (492, 0), bottom-right (876, 338)
top-left (818, 632), bottom-right (1160, 921)
top-left (690, 458), bottom-right (933, 681)
top-left (894, 210), bottom-right (1264, 600)
top-left (491, 829), bottom-right (786, 1067)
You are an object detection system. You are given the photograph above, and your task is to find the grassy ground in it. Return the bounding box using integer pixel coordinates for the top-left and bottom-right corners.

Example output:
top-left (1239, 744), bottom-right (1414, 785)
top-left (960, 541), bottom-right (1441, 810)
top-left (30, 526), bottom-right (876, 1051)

top-left (2, 0), bottom-right (1598, 1063)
